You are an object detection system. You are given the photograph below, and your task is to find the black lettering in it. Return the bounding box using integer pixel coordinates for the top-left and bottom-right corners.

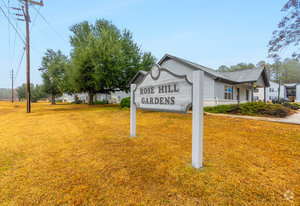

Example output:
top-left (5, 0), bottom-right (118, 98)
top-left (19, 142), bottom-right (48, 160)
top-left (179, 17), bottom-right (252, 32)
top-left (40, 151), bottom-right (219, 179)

top-left (155, 97), bottom-right (159, 104)
top-left (150, 97), bottom-right (154, 104)
top-left (174, 84), bottom-right (179, 92)
top-left (151, 87), bottom-right (154, 94)
top-left (168, 85), bottom-right (173, 93)
top-left (160, 97), bottom-right (164, 104)
top-left (141, 98), bottom-right (145, 104)
top-left (145, 98), bottom-right (149, 104)
top-left (170, 97), bottom-right (175, 105)
top-left (165, 85), bottom-right (168, 93)
top-left (147, 87), bottom-right (151, 94)
top-left (165, 97), bottom-right (170, 104)
top-left (143, 88), bottom-right (147, 94)
top-left (159, 86), bottom-right (164, 93)
top-left (140, 88), bottom-right (143, 94)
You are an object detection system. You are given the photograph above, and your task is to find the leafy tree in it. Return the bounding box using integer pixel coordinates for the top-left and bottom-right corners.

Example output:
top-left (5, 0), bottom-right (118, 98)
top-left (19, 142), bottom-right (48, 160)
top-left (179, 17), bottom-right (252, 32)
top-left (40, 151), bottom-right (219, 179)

top-left (268, 0), bottom-right (299, 59)
top-left (217, 63), bottom-right (255, 72)
top-left (39, 49), bottom-right (68, 105)
top-left (16, 84), bottom-right (48, 102)
top-left (69, 19), bottom-right (156, 105)
top-left (16, 84), bottom-right (26, 101)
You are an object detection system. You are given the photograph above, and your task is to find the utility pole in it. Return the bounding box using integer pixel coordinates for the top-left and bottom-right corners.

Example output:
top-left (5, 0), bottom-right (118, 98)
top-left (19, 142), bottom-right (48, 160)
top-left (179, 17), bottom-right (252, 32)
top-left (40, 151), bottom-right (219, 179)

top-left (16, 0), bottom-right (43, 113)
top-left (10, 69), bottom-right (14, 103)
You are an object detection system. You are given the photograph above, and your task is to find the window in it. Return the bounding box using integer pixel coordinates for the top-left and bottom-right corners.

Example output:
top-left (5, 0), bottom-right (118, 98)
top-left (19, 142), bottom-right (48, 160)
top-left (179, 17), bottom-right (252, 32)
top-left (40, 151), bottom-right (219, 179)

top-left (254, 88), bottom-right (259, 92)
top-left (269, 88), bottom-right (274, 92)
top-left (246, 90), bottom-right (249, 101)
top-left (254, 96), bottom-right (259, 100)
top-left (224, 85), bottom-right (232, 99)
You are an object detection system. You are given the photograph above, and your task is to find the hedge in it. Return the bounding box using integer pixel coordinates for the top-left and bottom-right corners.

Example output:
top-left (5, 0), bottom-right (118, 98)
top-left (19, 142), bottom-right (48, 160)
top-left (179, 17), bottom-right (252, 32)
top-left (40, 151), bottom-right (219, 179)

top-left (204, 102), bottom-right (290, 117)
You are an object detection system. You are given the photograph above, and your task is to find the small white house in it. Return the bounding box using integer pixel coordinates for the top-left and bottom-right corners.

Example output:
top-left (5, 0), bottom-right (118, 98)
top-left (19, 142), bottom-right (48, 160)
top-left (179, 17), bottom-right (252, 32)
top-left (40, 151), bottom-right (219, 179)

top-left (254, 81), bottom-right (285, 101)
top-left (130, 54), bottom-right (270, 107)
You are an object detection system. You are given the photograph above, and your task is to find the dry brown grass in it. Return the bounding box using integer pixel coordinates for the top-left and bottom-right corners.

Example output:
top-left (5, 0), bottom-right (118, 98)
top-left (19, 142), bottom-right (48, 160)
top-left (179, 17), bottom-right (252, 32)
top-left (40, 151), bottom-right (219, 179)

top-left (0, 102), bottom-right (299, 205)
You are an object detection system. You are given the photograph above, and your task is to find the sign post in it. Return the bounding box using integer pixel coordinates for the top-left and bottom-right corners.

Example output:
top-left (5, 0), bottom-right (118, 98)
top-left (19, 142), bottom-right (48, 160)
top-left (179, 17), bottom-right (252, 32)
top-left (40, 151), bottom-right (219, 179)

top-left (192, 70), bottom-right (204, 169)
top-left (130, 84), bottom-right (136, 137)
top-left (130, 64), bottom-right (204, 169)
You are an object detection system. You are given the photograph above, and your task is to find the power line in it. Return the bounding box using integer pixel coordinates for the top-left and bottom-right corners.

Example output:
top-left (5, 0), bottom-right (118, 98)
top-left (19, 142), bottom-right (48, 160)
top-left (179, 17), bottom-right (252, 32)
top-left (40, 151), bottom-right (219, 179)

top-left (14, 47), bottom-right (26, 82)
top-left (32, 5), bottom-right (68, 45)
top-left (30, 5), bottom-right (40, 31)
top-left (0, 6), bottom-right (25, 45)
top-left (1, 0), bottom-right (26, 39)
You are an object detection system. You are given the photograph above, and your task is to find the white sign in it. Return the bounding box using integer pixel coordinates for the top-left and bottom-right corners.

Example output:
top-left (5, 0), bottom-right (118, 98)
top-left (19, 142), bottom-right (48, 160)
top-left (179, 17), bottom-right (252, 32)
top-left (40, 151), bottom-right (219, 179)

top-left (130, 64), bottom-right (204, 169)
top-left (134, 65), bottom-right (192, 113)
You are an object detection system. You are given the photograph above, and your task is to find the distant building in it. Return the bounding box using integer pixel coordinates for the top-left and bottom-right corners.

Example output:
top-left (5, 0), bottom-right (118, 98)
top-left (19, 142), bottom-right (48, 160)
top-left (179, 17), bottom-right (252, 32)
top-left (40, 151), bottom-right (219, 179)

top-left (284, 83), bottom-right (300, 102)
top-left (254, 82), bottom-right (300, 102)
top-left (254, 81), bottom-right (285, 101)
top-left (57, 91), bottom-right (130, 104)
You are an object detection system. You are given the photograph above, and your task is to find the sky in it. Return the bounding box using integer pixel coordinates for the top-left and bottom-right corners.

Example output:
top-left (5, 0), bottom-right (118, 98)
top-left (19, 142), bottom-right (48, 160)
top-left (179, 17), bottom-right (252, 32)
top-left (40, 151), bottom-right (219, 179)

top-left (0, 0), bottom-right (296, 88)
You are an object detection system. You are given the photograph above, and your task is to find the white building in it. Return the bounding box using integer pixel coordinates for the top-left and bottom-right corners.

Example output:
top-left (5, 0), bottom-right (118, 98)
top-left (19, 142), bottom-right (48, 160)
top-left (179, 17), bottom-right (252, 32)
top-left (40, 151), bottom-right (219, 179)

top-left (57, 91), bottom-right (130, 104)
top-left (130, 54), bottom-right (270, 107)
top-left (254, 81), bottom-right (285, 101)
top-left (254, 82), bottom-right (300, 102)
top-left (285, 83), bottom-right (300, 102)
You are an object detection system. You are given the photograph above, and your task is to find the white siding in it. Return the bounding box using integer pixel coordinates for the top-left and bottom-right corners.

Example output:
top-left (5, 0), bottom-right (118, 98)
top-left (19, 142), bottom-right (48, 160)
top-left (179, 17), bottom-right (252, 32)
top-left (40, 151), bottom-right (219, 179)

top-left (254, 81), bottom-right (285, 101)
top-left (296, 84), bottom-right (300, 102)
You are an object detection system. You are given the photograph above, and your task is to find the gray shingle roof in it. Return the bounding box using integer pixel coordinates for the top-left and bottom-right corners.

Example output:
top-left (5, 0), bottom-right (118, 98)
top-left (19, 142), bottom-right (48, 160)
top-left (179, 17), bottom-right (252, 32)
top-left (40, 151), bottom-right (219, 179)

top-left (220, 68), bottom-right (265, 83)
top-left (158, 54), bottom-right (269, 86)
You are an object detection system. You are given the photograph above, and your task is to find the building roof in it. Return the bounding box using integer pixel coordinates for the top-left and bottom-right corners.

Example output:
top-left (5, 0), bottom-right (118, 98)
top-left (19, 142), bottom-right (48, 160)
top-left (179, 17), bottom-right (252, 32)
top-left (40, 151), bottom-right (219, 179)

top-left (159, 54), bottom-right (270, 86)
top-left (220, 67), bottom-right (265, 83)
top-left (284, 83), bottom-right (299, 87)
top-left (130, 54), bottom-right (270, 87)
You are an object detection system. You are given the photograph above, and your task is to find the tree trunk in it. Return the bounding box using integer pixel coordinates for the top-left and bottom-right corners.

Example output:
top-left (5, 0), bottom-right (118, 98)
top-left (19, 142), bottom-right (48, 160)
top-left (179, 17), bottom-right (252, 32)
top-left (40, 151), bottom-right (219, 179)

top-left (51, 92), bottom-right (56, 105)
top-left (88, 91), bottom-right (94, 105)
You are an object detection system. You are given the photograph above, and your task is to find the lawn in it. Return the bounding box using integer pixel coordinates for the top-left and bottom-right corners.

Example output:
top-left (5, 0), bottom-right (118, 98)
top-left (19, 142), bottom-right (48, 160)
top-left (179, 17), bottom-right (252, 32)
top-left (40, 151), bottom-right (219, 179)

top-left (0, 102), bottom-right (299, 205)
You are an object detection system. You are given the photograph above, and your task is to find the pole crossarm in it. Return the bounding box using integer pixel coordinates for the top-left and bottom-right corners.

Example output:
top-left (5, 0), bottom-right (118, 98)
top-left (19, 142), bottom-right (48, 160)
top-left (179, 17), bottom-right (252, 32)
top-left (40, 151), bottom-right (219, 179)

top-left (28, 0), bottom-right (43, 6)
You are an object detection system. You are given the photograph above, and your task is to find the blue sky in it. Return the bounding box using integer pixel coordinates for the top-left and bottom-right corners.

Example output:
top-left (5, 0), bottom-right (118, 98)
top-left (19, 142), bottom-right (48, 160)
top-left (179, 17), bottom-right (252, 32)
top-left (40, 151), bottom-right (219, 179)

top-left (0, 0), bottom-right (295, 88)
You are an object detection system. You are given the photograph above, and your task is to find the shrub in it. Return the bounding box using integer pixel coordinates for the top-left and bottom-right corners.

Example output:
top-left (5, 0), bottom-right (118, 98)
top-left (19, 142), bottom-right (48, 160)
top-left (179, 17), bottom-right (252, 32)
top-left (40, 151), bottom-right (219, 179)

top-left (94, 100), bottom-right (109, 105)
top-left (204, 104), bottom-right (235, 113)
top-left (120, 97), bottom-right (130, 108)
top-left (283, 102), bottom-right (300, 110)
top-left (204, 102), bottom-right (290, 117)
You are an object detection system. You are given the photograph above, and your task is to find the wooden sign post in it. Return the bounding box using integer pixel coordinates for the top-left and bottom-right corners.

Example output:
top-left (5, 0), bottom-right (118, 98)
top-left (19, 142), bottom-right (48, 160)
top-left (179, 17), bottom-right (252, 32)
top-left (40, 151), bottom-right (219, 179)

top-left (130, 64), bottom-right (204, 169)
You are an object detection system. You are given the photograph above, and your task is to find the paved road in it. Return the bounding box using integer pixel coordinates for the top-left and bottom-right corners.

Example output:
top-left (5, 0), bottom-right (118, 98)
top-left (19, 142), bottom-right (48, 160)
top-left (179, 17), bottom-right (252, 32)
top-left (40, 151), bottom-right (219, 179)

top-left (204, 111), bottom-right (300, 125)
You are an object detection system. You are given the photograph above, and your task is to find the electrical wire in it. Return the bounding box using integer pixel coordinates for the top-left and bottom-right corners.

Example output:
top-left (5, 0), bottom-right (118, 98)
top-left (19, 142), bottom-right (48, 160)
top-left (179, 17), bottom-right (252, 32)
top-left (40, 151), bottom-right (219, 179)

top-left (32, 5), bottom-right (69, 45)
top-left (0, 6), bottom-right (25, 45)
top-left (14, 47), bottom-right (25, 82)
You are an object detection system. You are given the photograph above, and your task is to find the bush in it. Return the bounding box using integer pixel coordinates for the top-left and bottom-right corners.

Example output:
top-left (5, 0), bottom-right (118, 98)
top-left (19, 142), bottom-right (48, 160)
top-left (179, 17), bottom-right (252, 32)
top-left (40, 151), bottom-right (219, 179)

top-left (283, 102), bottom-right (300, 110)
top-left (204, 102), bottom-right (290, 117)
top-left (120, 97), bottom-right (130, 108)
top-left (94, 100), bottom-right (109, 105)
top-left (204, 104), bottom-right (235, 113)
